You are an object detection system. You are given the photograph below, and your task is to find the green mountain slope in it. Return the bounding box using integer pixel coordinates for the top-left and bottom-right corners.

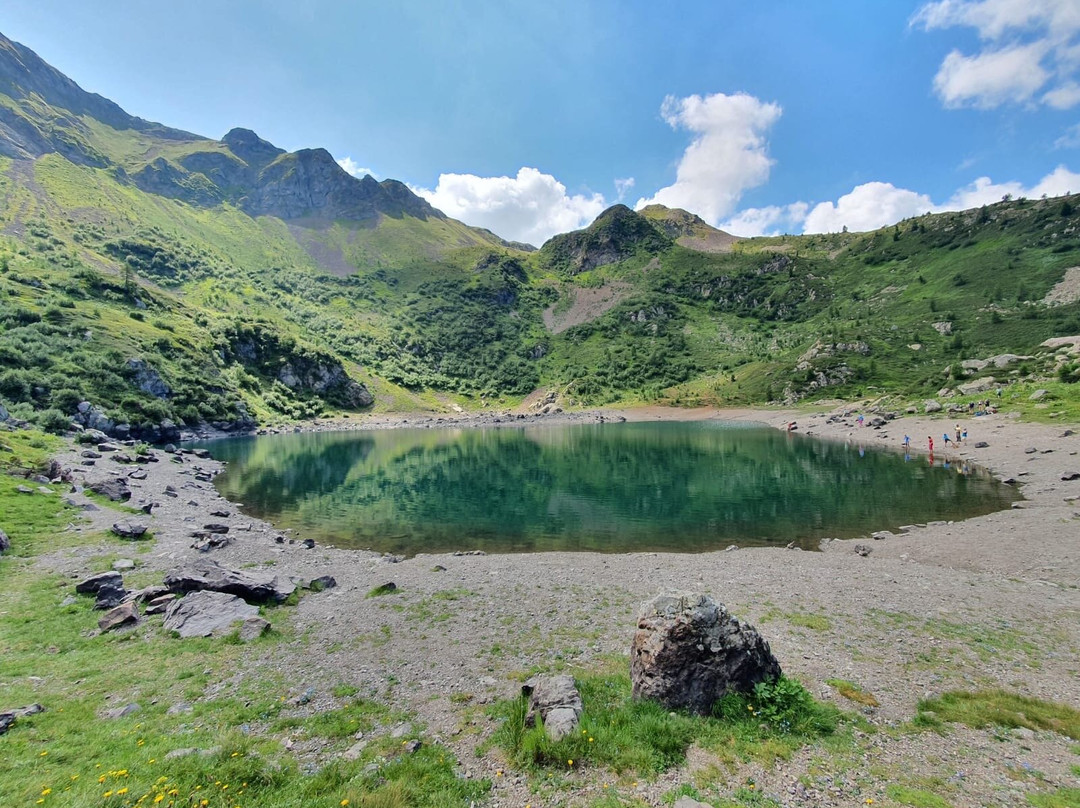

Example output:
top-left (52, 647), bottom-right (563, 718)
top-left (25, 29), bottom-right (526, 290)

top-left (0, 30), bottom-right (1078, 437)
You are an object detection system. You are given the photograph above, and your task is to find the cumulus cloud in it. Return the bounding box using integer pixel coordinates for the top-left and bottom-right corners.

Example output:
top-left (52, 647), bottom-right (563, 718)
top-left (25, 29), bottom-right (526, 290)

top-left (614, 177), bottom-right (636, 201)
top-left (337, 157), bottom-right (376, 179)
top-left (790, 165), bottom-right (1080, 234)
top-left (720, 203), bottom-right (809, 238)
top-left (635, 92), bottom-right (782, 224)
top-left (933, 43), bottom-right (1050, 108)
top-left (913, 0), bottom-right (1080, 108)
top-left (802, 183), bottom-right (937, 234)
top-left (416, 167), bottom-right (606, 246)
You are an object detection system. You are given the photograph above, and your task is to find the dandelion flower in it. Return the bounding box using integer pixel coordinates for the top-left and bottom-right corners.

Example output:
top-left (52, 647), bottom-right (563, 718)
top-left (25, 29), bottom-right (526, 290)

top-left (41, 789), bottom-right (52, 796)
top-left (39, 750), bottom-right (48, 757)
top-left (154, 795), bottom-right (164, 804)
top-left (567, 759), bottom-right (573, 767)
top-left (341, 801), bottom-right (350, 807)
top-left (588, 737), bottom-right (594, 743)
top-left (117, 788), bottom-right (128, 795)
top-left (104, 791), bottom-right (113, 798)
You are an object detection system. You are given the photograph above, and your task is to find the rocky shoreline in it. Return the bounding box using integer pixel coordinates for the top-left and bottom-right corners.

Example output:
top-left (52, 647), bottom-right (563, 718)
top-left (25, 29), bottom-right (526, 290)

top-left (29, 405), bottom-right (1080, 806)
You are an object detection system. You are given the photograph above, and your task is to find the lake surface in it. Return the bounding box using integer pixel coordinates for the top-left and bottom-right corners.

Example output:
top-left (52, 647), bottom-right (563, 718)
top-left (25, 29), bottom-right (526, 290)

top-left (197, 421), bottom-right (1018, 555)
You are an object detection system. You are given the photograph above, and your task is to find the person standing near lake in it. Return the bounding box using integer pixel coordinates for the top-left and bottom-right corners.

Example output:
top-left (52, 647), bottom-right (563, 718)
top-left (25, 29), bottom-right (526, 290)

top-left (903, 435), bottom-right (910, 449)
top-left (928, 436), bottom-right (934, 452)
top-left (955, 424), bottom-right (961, 443)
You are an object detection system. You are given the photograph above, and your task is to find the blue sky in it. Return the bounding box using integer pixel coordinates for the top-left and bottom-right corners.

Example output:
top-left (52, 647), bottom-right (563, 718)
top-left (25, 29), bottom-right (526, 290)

top-left (3, 0), bottom-right (1080, 244)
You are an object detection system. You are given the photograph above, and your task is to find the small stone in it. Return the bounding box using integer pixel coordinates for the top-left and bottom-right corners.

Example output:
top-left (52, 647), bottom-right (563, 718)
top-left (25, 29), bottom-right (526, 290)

top-left (1061, 471), bottom-right (1080, 481)
top-left (104, 703), bottom-right (141, 719)
top-left (854, 544), bottom-right (872, 557)
top-left (202, 523), bottom-right (230, 534)
top-left (16, 485), bottom-right (33, 494)
top-left (127, 469), bottom-right (147, 480)
top-left (210, 510), bottom-right (231, 518)
top-left (403, 739), bottom-right (422, 753)
top-left (238, 617), bottom-right (270, 642)
top-left (297, 687), bottom-right (316, 706)
top-left (301, 538), bottom-right (316, 549)
top-left (871, 531), bottom-right (893, 540)
top-left (973, 441), bottom-right (989, 448)
top-left (112, 559), bottom-right (135, 571)
top-left (308, 575), bottom-right (337, 592)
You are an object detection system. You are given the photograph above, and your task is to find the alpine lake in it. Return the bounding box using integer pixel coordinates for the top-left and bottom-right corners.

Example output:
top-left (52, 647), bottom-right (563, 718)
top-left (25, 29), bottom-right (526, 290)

top-left (192, 420), bottom-right (1019, 555)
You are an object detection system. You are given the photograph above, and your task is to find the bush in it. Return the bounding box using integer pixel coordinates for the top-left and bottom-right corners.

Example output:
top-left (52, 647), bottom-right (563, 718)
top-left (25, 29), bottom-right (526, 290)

top-left (33, 408), bottom-right (73, 434)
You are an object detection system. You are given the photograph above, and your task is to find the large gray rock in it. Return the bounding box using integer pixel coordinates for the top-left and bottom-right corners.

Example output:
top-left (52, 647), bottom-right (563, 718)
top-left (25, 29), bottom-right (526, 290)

top-left (162, 590), bottom-right (259, 638)
top-left (523, 675), bottom-right (583, 741)
top-left (76, 571), bottom-right (124, 595)
top-left (164, 558), bottom-right (296, 604)
top-left (87, 477), bottom-right (131, 502)
top-left (630, 592), bottom-right (781, 715)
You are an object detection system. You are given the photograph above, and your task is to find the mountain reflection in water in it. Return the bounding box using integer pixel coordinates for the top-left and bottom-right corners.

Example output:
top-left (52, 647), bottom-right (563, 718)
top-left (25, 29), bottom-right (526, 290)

top-left (197, 421), bottom-right (1018, 555)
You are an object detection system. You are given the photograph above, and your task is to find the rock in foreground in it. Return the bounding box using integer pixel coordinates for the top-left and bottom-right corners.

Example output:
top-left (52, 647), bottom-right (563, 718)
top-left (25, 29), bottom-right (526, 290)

top-left (523, 675), bottom-right (583, 740)
top-left (630, 592), bottom-right (781, 715)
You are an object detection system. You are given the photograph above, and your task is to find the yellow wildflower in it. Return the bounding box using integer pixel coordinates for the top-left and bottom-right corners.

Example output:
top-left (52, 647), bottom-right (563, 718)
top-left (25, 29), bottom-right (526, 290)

top-left (154, 795), bottom-right (164, 804)
top-left (104, 791), bottom-right (113, 798)
top-left (117, 788), bottom-right (128, 795)
top-left (39, 750), bottom-right (48, 757)
top-left (341, 802), bottom-right (350, 807)
top-left (42, 788), bottom-right (52, 795)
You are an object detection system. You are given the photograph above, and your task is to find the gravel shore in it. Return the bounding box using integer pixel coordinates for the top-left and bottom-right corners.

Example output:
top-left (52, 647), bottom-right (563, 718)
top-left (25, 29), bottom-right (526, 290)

top-left (47, 406), bottom-right (1080, 807)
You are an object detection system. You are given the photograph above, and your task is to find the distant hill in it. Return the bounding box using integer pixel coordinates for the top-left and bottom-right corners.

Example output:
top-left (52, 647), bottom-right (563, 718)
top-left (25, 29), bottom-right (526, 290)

top-left (0, 30), bottom-right (1078, 437)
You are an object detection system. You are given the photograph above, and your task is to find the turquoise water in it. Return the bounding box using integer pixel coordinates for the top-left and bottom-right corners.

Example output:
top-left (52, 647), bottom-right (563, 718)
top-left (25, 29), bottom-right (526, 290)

top-left (196, 421), bottom-right (1018, 555)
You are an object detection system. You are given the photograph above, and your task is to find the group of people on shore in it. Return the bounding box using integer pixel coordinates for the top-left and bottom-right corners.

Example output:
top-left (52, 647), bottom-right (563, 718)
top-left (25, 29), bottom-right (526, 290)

top-left (899, 423), bottom-right (967, 453)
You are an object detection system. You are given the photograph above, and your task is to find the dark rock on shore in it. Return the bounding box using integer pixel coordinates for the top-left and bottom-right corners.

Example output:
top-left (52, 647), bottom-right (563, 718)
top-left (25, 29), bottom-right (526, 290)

top-left (164, 558), bottom-right (296, 604)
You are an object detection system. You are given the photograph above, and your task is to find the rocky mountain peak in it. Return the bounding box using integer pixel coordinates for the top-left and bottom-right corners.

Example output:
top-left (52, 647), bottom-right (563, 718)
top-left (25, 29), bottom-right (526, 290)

top-left (222, 127), bottom-right (284, 169)
top-left (539, 204), bottom-right (672, 275)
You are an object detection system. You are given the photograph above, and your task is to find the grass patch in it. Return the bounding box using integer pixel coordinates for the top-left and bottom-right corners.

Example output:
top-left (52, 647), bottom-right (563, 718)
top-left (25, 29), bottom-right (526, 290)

top-left (826, 679), bottom-right (880, 708)
top-left (786, 612), bottom-right (832, 632)
top-left (915, 690), bottom-right (1080, 739)
top-left (886, 784), bottom-right (954, 807)
top-left (1028, 789), bottom-right (1080, 808)
top-left (274, 698), bottom-right (400, 741)
top-left (366, 583), bottom-right (398, 598)
top-left (489, 669), bottom-right (841, 779)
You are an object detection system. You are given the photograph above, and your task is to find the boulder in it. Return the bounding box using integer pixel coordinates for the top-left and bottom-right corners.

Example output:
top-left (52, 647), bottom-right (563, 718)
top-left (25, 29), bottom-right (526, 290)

top-left (523, 675), bottom-right (583, 740)
top-left (144, 594), bottom-right (176, 615)
top-left (308, 575), bottom-right (337, 592)
top-left (76, 571), bottom-right (124, 595)
top-left (87, 477), bottom-right (131, 502)
top-left (162, 591), bottom-right (260, 638)
top-left (629, 592), bottom-right (781, 715)
top-left (164, 558), bottom-right (295, 604)
top-left (98, 602), bottom-right (139, 632)
top-left (924, 400), bottom-right (942, 413)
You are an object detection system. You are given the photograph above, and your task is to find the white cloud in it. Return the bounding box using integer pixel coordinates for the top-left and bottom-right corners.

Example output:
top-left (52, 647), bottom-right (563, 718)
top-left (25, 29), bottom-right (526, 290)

top-left (720, 202), bottom-right (809, 237)
top-left (803, 183), bottom-right (936, 234)
top-left (914, 0), bottom-right (1080, 109)
top-left (337, 157), bottom-right (376, 179)
top-left (416, 167), bottom-right (607, 246)
top-left (791, 165), bottom-right (1080, 234)
top-left (1044, 82), bottom-right (1080, 109)
top-left (635, 92), bottom-right (782, 224)
top-left (614, 177), bottom-right (636, 201)
top-left (933, 43), bottom-right (1050, 108)
top-left (1055, 122), bottom-right (1080, 148)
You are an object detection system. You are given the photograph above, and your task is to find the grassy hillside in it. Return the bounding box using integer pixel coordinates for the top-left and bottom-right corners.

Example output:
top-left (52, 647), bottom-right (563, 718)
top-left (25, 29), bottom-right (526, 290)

top-left (1, 28), bottom-right (1079, 433)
